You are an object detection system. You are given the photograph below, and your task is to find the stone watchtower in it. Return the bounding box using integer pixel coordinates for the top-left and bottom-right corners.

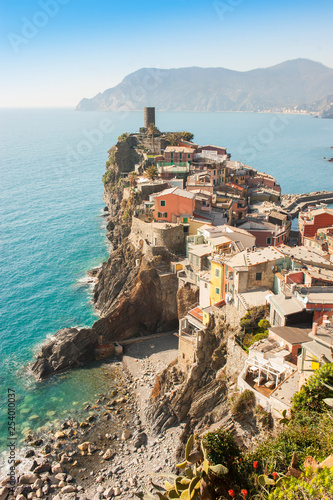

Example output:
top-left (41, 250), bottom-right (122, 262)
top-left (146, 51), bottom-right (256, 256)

top-left (144, 107), bottom-right (155, 128)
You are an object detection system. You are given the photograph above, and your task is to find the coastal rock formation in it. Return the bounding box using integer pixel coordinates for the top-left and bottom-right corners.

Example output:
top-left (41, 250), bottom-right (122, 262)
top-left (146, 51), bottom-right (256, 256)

top-left (31, 328), bottom-right (97, 379)
top-left (146, 316), bottom-right (266, 456)
top-left (30, 134), bottom-right (176, 379)
top-left (93, 246), bottom-right (179, 342)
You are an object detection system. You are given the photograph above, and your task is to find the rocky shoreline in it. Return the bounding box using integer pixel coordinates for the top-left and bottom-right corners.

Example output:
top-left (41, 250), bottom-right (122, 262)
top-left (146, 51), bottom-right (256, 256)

top-left (0, 336), bottom-right (181, 500)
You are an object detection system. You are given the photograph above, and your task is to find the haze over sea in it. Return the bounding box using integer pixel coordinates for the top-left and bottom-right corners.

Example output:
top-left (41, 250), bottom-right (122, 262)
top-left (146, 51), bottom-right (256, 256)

top-left (0, 108), bottom-right (333, 451)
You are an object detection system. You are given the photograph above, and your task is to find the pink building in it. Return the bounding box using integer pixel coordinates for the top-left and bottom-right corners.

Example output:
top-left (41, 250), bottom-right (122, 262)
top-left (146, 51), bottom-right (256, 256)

top-left (164, 146), bottom-right (195, 163)
top-left (153, 187), bottom-right (196, 223)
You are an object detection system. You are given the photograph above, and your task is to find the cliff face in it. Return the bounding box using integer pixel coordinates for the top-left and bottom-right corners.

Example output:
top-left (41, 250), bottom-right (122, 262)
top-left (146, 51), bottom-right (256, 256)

top-left (146, 317), bottom-right (268, 456)
top-left (31, 134), bottom-right (180, 380)
top-left (92, 246), bottom-right (179, 342)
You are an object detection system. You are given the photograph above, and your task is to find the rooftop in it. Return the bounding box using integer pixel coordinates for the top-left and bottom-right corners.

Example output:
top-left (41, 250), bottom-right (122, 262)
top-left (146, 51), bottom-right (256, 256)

top-left (269, 326), bottom-right (312, 345)
top-left (165, 146), bottom-right (195, 153)
top-left (278, 245), bottom-right (333, 268)
top-left (269, 294), bottom-right (305, 316)
top-left (238, 287), bottom-right (272, 310)
top-left (155, 187), bottom-right (195, 200)
top-left (226, 247), bottom-right (284, 269)
top-left (298, 286), bottom-right (333, 304)
top-left (188, 243), bottom-right (213, 257)
top-left (189, 306), bottom-right (204, 323)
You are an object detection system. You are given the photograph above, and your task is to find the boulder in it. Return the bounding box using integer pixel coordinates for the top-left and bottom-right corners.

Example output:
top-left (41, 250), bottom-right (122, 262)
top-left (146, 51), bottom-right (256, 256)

top-left (30, 328), bottom-right (98, 380)
top-left (19, 475), bottom-right (38, 485)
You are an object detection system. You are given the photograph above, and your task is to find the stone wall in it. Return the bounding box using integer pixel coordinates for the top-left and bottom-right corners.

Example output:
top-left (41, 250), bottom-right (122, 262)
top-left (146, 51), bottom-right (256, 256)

top-left (138, 181), bottom-right (169, 200)
top-left (130, 217), bottom-right (185, 255)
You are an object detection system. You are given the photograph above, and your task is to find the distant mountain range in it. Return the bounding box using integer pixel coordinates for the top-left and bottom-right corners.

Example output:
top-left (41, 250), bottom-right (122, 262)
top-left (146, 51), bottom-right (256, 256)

top-left (76, 59), bottom-right (333, 115)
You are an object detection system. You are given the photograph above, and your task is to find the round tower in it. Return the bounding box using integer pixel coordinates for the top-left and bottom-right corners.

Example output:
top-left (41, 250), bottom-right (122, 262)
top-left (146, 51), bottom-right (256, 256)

top-left (144, 107), bottom-right (155, 128)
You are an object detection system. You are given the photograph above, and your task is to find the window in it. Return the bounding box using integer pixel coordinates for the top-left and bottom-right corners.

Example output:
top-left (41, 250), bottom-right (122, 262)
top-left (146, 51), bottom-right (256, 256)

top-left (160, 200), bottom-right (165, 207)
top-left (256, 272), bottom-right (262, 281)
top-left (183, 217), bottom-right (188, 223)
top-left (267, 237), bottom-right (272, 245)
top-left (179, 153), bottom-right (182, 160)
top-left (215, 287), bottom-right (220, 295)
top-left (158, 212), bottom-right (162, 218)
top-left (158, 212), bottom-right (167, 218)
top-left (204, 283), bottom-right (208, 289)
top-left (188, 154), bottom-right (191, 159)
top-left (214, 268), bottom-right (220, 278)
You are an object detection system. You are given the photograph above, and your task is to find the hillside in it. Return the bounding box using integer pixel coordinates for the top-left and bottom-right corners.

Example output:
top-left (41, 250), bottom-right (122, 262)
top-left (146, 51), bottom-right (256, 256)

top-left (76, 59), bottom-right (333, 113)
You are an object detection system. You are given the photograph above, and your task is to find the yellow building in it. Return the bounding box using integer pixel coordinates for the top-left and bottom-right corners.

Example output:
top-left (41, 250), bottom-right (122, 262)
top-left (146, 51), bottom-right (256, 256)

top-left (210, 258), bottom-right (224, 305)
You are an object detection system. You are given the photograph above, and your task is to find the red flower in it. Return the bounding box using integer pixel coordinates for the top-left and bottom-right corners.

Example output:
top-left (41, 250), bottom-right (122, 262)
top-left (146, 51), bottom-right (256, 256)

top-left (228, 490), bottom-right (235, 498)
top-left (272, 471), bottom-right (278, 480)
top-left (241, 490), bottom-right (248, 498)
top-left (253, 460), bottom-right (258, 469)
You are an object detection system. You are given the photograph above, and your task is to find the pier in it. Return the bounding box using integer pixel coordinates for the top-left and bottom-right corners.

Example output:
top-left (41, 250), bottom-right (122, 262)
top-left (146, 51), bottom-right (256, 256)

top-left (282, 190), bottom-right (333, 218)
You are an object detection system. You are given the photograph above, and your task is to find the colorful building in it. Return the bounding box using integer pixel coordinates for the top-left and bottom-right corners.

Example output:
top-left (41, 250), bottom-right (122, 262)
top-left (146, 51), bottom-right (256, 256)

top-left (153, 187), bottom-right (196, 222)
top-left (210, 257), bottom-right (224, 305)
top-left (164, 146), bottom-right (195, 163)
top-left (299, 207), bottom-right (333, 245)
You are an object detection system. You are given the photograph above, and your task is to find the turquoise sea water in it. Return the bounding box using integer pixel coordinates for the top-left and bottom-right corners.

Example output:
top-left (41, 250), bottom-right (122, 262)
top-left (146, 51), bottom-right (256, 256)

top-left (0, 109), bottom-right (333, 450)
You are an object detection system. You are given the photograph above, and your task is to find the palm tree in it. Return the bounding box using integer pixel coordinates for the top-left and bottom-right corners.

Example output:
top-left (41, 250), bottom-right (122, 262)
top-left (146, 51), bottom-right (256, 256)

top-left (147, 123), bottom-right (159, 153)
top-left (144, 165), bottom-right (158, 181)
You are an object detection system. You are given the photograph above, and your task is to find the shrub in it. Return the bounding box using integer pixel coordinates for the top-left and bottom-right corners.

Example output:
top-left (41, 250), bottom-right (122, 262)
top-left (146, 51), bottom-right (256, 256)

top-left (292, 363), bottom-right (333, 417)
top-left (258, 319), bottom-right (270, 331)
top-left (245, 413), bottom-right (333, 474)
top-left (118, 132), bottom-right (128, 141)
top-left (232, 389), bottom-right (255, 415)
top-left (202, 429), bottom-right (241, 472)
top-left (268, 466), bottom-right (333, 499)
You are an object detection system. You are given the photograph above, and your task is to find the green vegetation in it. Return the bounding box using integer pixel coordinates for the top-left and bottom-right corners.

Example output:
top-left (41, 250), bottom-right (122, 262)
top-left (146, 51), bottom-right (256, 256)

top-left (102, 170), bottom-right (114, 186)
top-left (118, 132), bottom-right (129, 141)
top-left (202, 429), bottom-right (241, 479)
top-left (231, 389), bottom-right (256, 415)
top-left (165, 131), bottom-right (194, 146)
top-left (238, 306), bottom-right (270, 349)
top-left (136, 435), bottom-right (228, 499)
top-left (147, 123), bottom-right (160, 153)
top-left (292, 363), bottom-right (333, 417)
top-left (268, 467), bottom-right (333, 499)
top-left (139, 364), bottom-right (333, 499)
top-left (144, 165), bottom-right (158, 181)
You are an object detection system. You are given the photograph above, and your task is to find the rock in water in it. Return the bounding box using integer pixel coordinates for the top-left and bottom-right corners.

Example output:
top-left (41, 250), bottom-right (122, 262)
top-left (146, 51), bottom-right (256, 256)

top-left (30, 328), bottom-right (98, 380)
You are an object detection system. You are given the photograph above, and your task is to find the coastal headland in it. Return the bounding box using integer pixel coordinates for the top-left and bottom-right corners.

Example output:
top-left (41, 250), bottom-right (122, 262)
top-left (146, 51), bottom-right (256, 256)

top-left (3, 115), bottom-right (333, 499)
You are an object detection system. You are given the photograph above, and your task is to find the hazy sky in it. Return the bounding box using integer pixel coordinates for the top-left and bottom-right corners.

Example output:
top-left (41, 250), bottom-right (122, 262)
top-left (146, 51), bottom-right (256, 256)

top-left (1, 0), bottom-right (333, 108)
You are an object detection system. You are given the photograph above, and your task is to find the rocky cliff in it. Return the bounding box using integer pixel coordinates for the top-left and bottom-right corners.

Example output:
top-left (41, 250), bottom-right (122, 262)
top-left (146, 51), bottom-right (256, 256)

top-left (31, 135), bottom-right (179, 380)
top-left (146, 316), bottom-right (269, 457)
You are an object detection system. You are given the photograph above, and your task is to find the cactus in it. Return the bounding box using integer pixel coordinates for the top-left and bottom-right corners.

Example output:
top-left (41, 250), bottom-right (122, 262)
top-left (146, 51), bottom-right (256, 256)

top-left (135, 435), bottom-right (228, 499)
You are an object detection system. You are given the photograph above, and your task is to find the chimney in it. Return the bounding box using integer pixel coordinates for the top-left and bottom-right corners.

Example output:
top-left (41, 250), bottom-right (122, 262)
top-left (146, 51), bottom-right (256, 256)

top-left (312, 323), bottom-right (318, 336)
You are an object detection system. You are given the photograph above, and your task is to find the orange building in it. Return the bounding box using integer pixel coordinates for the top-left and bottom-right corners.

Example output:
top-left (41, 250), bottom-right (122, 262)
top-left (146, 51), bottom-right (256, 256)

top-left (153, 187), bottom-right (196, 223)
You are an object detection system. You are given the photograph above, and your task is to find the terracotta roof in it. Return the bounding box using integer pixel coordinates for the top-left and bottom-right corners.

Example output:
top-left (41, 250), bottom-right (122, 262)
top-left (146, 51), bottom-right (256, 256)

top-left (189, 307), bottom-right (203, 322)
